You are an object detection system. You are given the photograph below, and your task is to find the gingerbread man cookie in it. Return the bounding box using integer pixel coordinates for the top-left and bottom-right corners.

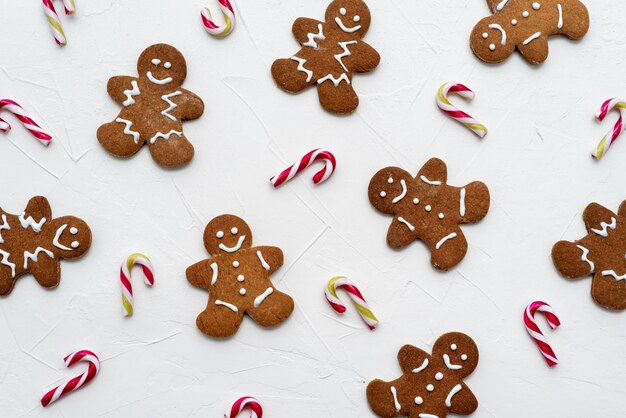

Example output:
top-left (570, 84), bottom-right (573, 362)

top-left (470, 0), bottom-right (589, 64)
top-left (97, 44), bottom-right (205, 167)
top-left (552, 201), bottom-right (626, 311)
top-left (186, 215), bottom-right (294, 338)
top-left (271, 0), bottom-right (380, 114)
top-left (368, 158), bottom-right (490, 271)
top-left (367, 332), bottom-right (479, 418)
top-left (0, 196), bottom-right (91, 296)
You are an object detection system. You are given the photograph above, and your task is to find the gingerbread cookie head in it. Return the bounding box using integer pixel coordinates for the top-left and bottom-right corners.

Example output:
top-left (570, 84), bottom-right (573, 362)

top-left (470, 0), bottom-right (590, 64)
top-left (46, 217), bottom-right (91, 260)
top-left (325, 0), bottom-right (372, 38)
top-left (367, 332), bottom-right (479, 418)
top-left (137, 43), bottom-right (187, 89)
top-left (368, 158), bottom-right (490, 270)
top-left (203, 214), bottom-right (253, 255)
top-left (552, 201), bottom-right (626, 311)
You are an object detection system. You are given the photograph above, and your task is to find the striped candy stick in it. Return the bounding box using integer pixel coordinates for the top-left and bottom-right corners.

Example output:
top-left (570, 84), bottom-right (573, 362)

top-left (523, 301), bottom-right (561, 367)
top-left (201, 0), bottom-right (236, 38)
top-left (325, 276), bottom-right (379, 330)
top-left (0, 99), bottom-right (52, 146)
top-left (592, 98), bottom-right (626, 159)
top-left (41, 350), bottom-right (100, 407)
top-left (436, 82), bottom-right (488, 138)
top-left (42, 0), bottom-right (75, 46)
top-left (120, 253), bottom-right (155, 317)
top-left (270, 149), bottom-right (336, 188)
top-left (62, 0), bottom-right (76, 14)
top-left (226, 396), bottom-right (263, 418)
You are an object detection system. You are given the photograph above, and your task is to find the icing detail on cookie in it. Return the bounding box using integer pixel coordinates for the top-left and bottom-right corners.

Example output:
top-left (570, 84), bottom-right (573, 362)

top-left (397, 216), bottom-right (415, 232)
top-left (53, 224), bottom-right (73, 251)
top-left (435, 372), bottom-right (444, 380)
top-left (218, 235), bottom-right (246, 253)
top-left (591, 217), bottom-right (616, 237)
top-left (413, 198), bottom-right (419, 204)
top-left (335, 16), bottom-right (362, 33)
top-left (418, 414), bottom-right (438, 418)
top-left (233, 260), bottom-right (240, 268)
top-left (149, 130), bottom-right (182, 144)
top-left (164, 62), bottom-right (172, 69)
top-left (461, 354), bottom-right (468, 360)
top-left (425, 205), bottom-right (432, 212)
top-left (256, 250), bottom-right (270, 270)
top-left (392, 180), bottom-right (407, 204)
top-left (161, 91), bottom-right (182, 121)
top-left (122, 81), bottom-right (140, 107)
top-left (240, 288), bottom-right (246, 295)
top-left (412, 358), bottom-right (429, 373)
top-left (460, 188), bottom-right (466, 217)
top-left (390, 386), bottom-right (401, 412)
top-left (0, 249), bottom-right (15, 278)
top-left (522, 10), bottom-right (530, 17)
top-left (303, 24), bottom-right (325, 48)
top-left (451, 344), bottom-right (457, 350)
top-left (290, 57), bottom-right (313, 82)
top-left (317, 73), bottom-right (350, 87)
top-left (210, 262), bottom-right (218, 285)
top-left (19, 213), bottom-right (46, 232)
top-left (426, 384), bottom-right (434, 392)
top-left (602, 270), bottom-right (626, 282)
top-left (438, 213), bottom-right (445, 220)
top-left (151, 59), bottom-right (161, 65)
top-left (420, 175), bottom-right (442, 186)
top-left (254, 287), bottom-right (274, 308)
top-left (576, 245), bottom-right (595, 272)
top-left (146, 71), bottom-right (173, 85)
top-left (445, 384), bottom-right (463, 407)
top-left (215, 299), bottom-right (238, 312)
top-left (335, 41), bottom-right (357, 72)
top-left (23, 247), bottom-right (54, 269)
top-left (237, 274), bottom-right (245, 282)
top-left (443, 354), bottom-right (462, 370)
top-left (557, 4), bottom-right (563, 29)
top-left (523, 31), bottom-right (542, 45)
top-left (532, 2), bottom-right (541, 9)
top-left (414, 396), bottom-right (423, 405)
top-left (488, 23), bottom-right (507, 45)
top-left (495, 0), bottom-right (510, 10)
top-left (436, 233), bottom-right (458, 250)
top-left (115, 118), bottom-right (141, 144)
top-left (0, 214), bottom-right (10, 244)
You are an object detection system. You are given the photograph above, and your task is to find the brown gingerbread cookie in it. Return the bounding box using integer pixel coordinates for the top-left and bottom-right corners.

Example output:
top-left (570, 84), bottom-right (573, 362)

top-left (470, 0), bottom-right (589, 64)
top-left (97, 44), bottom-right (205, 168)
top-left (0, 196), bottom-right (91, 295)
top-left (367, 332), bottom-right (479, 418)
top-left (368, 158), bottom-right (490, 271)
top-left (552, 201), bottom-right (626, 311)
top-left (271, 0), bottom-right (380, 114)
top-left (186, 215), bottom-right (294, 338)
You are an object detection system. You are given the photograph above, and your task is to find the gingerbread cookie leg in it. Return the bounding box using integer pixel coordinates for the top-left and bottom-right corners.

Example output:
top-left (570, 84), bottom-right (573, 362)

top-left (271, 56), bottom-right (316, 93)
top-left (420, 226), bottom-right (467, 271)
top-left (316, 76), bottom-right (359, 114)
top-left (246, 287), bottom-right (294, 328)
top-left (366, 378), bottom-right (408, 418)
top-left (28, 256), bottom-right (61, 289)
top-left (196, 297), bottom-right (244, 338)
top-left (591, 274), bottom-right (626, 311)
top-left (517, 34), bottom-right (550, 65)
top-left (147, 131), bottom-right (195, 168)
top-left (0, 268), bottom-right (16, 296)
top-left (97, 120), bottom-right (144, 158)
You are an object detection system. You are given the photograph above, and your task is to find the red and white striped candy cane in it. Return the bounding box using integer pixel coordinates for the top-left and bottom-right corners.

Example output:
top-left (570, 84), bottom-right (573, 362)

top-left (201, 0), bottom-right (236, 38)
top-left (226, 396), bottom-right (263, 418)
top-left (270, 149), bottom-right (336, 188)
top-left (41, 350), bottom-right (100, 407)
top-left (42, 0), bottom-right (76, 46)
top-left (325, 276), bottom-right (379, 330)
top-left (0, 99), bottom-right (52, 146)
top-left (592, 98), bottom-right (626, 159)
top-left (120, 253), bottom-right (155, 317)
top-left (523, 301), bottom-right (561, 367)
top-left (436, 82), bottom-right (488, 138)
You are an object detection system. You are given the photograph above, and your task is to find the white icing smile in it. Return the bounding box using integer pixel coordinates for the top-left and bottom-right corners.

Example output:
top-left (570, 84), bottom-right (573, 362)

top-left (335, 17), bottom-right (362, 33)
top-left (146, 71), bottom-right (173, 85)
top-left (52, 224), bottom-right (79, 251)
top-left (392, 179), bottom-right (407, 204)
top-left (443, 354), bottom-right (462, 370)
top-left (219, 235), bottom-right (246, 253)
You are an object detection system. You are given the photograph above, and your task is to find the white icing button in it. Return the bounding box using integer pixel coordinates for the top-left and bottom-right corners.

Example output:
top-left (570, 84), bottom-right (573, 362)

top-left (511, 19), bottom-right (518, 25)
top-left (413, 198), bottom-right (419, 204)
top-left (425, 205), bottom-right (432, 212)
top-left (339, 7), bottom-right (346, 15)
top-left (414, 396), bottom-right (423, 405)
top-left (426, 384), bottom-right (434, 392)
top-left (380, 191), bottom-right (387, 198)
top-left (387, 177), bottom-right (394, 184)
top-left (231, 227), bottom-right (238, 234)
top-left (532, 2), bottom-right (540, 10)
top-left (70, 227), bottom-right (78, 234)
top-left (451, 344), bottom-right (457, 350)
top-left (482, 32), bottom-right (488, 39)
top-left (353, 15), bottom-right (360, 22)
top-left (438, 213), bottom-right (444, 219)
top-left (71, 241), bottom-right (79, 249)
top-left (523, 11), bottom-right (529, 17)
top-left (461, 354), bottom-right (468, 361)
top-left (237, 274), bottom-right (245, 282)
top-left (233, 261), bottom-right (240, 268)
top-left (216, 231), bottom-right (224, 238)
top-left (164, 62), bottom-right (172, 69)
top-left (489, 44), bottom-right (496, 51)
top-left (240, 288), bottom-right (246, 295)
top-left (435, 372), bottom-right (443, 380)
top-left (151, 58), bottom-right (160, 65)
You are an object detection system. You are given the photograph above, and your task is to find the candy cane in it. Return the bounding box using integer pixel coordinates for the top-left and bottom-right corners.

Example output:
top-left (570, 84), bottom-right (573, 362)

top-left (41, 350), bottom-right (100, 407)
top-left (325, 276), bottom-right (379, 330)
top-left (270, 149), bottom-right (336, 188)
top-left (0, 99), bottom-right (52, 146)
top-left (201, 0), bottom-right (236, 38)
top-left (120, 253), bottom-right (155, 317)
top-left (42, 0), bottom-right (76, 46)
top-left (436, 82), bottom-right (488, 138)
top-left (523, 301), bottom-right (561, 367)
top-left (226, 396), bottom-right (263, 418)
top-left (592, 98), bottom-right (626, 159)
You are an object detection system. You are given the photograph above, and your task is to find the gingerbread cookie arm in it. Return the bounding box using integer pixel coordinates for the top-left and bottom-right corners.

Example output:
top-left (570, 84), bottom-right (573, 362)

top-left (107, 76), bottom-right (140, 106)
top-left (416, 158), bottom-right (448, 185)
top-left (619, 200), bottom-right (626, 218)
top-left (349, 41), bottom-right (381, 73)
top-left (552, 238), bottom-right (599, 280)
top-left (447, 383), bottom-right (479, 415)
top-left (173, 89), bottom-right (205, 121)
top-left (458, 181), bottom-right (490, 224)
top-left (24, 196), bottom-right (52, 222)
top-left (292, 18), bottom-right (325, 46)
top-left (397, 344), bottom-right (431, 374)
top-left (559, 0), bottom-right (590, 40)
top-left (253, 246), bottom-right (283, 274)
top-left (485, 0), bottom-right (502, 13)
top-left (583, 203), bottom-right (618, 235)
top-left (186, 259), bottom-right (215, 289)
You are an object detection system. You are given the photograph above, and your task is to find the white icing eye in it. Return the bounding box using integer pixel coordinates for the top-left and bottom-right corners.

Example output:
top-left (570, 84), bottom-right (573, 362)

top-left (414, 396), bottom-right (423, 405)
top-left (240, 288), bottom-right (247, 295)
top-left (151, 58), bottom-right (161, 65)
top-left (451, 344), bottom-right (457, 350)
top-left (70, 227), bottom-right (78, 234)
top-left (426, 384), bottom-right (434, 392)
top-left (532, 2), bottom-right (540, 9)
top-left (523, 11), bottom-right (529, 17)
top-left (489, 44), bottom-right (496, 51)
top-left (233, 261), bottom-right (240, 268)
top-left (380, 191), bottom-right (387, 198)
top-left (387, 177), bottom-right (393, 184)
top-left (340, 7), bottom-right (346, 15)
top-left (164, 62), bottom-right (172, 69)
top-left (482, 32), bottom-right (488, 39)
top-left (231, 227), bottom-right (238, 235)
top-left (438, 213), bottom-right (444, 219)
top-left (413, 198), bottom-right (419, 204)
top-left (216, 231), bottom-right (224, 238)
top-left (511, 19), bottom-right (518, 25)
top-left (461, 354), bottom-right (468, 361)
top-left (425, 205), bottom-right (432, 212)
top-left (435, 372), bottom-right (443, 380)
top-left (71, 241), bottom-right (79, 248)
top-left (237, 274), bottom-right (245, 282)
top-left (353, 15), bottom-right (360, 22)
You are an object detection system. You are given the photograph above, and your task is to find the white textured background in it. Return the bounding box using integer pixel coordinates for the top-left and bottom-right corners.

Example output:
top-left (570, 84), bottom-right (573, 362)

top-left (1, 0), bottom-right (626, 417)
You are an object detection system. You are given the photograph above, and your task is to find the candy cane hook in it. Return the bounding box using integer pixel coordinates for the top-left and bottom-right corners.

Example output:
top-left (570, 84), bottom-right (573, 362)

top-left (523, 301), bottom-right (561, 367)
top-left (42, 0), bottom-right (76, 46)
top-left (41, 350), bottom-right (100, 407)
top-left (120, 253), bottom-right (155, 317)
top-left (225, 396), bottom-right (263, 418)
top-left (201, 0), bottom-right (236, 38)
top-left (436, 82), bottom-right (488, 138)
top-left (270, 149), bottom-right (336, 188)
top-left (0, 99), bottom-right (52, 146)
top-left (592, 98), bottom-right (626, 159)
top-left (325, 276), bottom-right (379, 330)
